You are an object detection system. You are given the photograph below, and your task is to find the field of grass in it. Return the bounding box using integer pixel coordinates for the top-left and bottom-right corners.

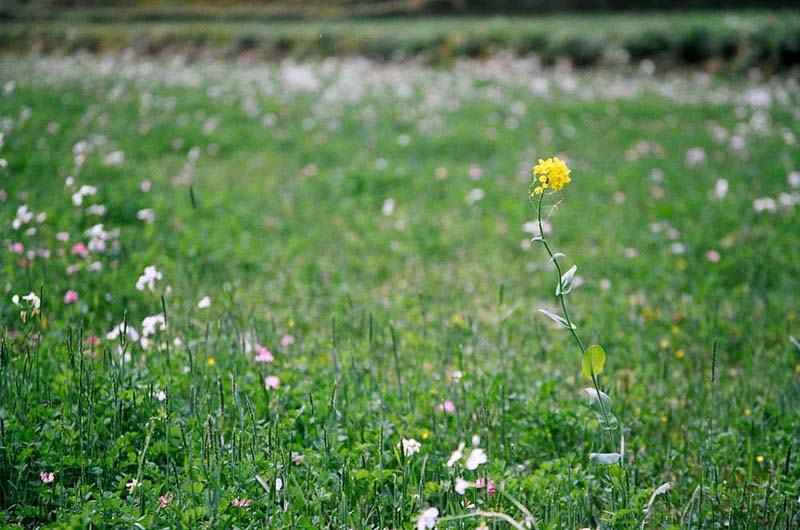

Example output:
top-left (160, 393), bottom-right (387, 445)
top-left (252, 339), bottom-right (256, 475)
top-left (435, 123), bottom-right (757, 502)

top-left (1, 50), bottom-right (799, 528)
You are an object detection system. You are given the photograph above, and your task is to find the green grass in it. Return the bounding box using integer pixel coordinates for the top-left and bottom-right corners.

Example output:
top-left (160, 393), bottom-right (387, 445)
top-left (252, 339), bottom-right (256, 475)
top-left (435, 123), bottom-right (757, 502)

top-left (0, 53), bottom-right (799, 528)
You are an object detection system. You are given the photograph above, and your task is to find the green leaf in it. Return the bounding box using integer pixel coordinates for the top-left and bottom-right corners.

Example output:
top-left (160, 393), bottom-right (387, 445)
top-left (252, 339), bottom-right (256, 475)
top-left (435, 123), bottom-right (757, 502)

top-left (582, 344), bottom-right (606, 380)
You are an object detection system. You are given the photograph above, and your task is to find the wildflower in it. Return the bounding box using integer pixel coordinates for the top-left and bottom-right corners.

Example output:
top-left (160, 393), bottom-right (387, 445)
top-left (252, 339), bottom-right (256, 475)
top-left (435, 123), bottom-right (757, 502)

top-left (264, 375), bottom-right (280, 389)
top-left (86, 336), bottom-right (101, 346)
top-left (455, 477), bottom-right (472, 494)
top-left (197, 296), bottom-right (211, 309)
top-left (399, 438), bottom-right (421, 457)
top-left (71, 184), bottom-right (97, 206)
top-left (417, 507), bottom-right (439, 530)
top-left (135, 265), bottom-right (162, 291)
top-left (63, 290), bottom-right (79, 304)
top-left (126, 478), bottom-right (140, 493)
top-left (465, 448), bottom-right (487, 470)
top-left (71, 242), bottom-right (89, 258)
top-left (280, 334), bottom-right (295, 347)
top-left (447, 442), bottom-right (465, 467)
top-left (382, 198), bottom-right (396, 216)
top-left (756, 455), bottom-right (764, 463)
top-left (531, 157), bottom-right (571, 195)
top-left (231, 498), bottom-right (252, 507)
top-left (255, 345), bottom-right (274, 363)
top-left (141, 314), bottom-right (167, 342)
top-left (437, 399), bottom-right (455, 413)
top-left (40, 471), bottom-right (54, 483)
top-left (10, 242), bottom-right (23, 254)
top-left (137, 208), bottom-right (156, 223)
top-left (705, 250), bottom-right (721, 263)
top-left (475, 477), bottom-right (496, 494)
top-left (22, 292), bottom-right (41, 310)
top-left (207, 358), bottom-right (217, 367)
top-left (159, 492), bottom-right (173, 507)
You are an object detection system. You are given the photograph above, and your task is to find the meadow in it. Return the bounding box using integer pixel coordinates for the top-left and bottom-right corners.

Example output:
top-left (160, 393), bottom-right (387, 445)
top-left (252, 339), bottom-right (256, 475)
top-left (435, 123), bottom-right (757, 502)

top-left (1, 44), bottom-right (800, 528)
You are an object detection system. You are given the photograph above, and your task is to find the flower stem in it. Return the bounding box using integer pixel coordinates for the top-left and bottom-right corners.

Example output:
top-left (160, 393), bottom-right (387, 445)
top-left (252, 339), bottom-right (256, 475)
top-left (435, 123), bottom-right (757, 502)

top-left (532, 192), bottom-right (617, 448)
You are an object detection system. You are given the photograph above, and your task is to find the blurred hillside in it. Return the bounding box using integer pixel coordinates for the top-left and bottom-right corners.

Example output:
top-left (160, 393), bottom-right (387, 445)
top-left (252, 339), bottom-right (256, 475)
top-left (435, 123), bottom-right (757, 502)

top-left (5, 0), bottom-right (798, 20)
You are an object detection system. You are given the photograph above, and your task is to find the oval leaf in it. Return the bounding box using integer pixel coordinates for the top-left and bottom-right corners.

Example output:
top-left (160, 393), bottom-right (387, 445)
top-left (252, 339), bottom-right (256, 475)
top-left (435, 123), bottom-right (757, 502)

top-left (581, 344), bottom-right (606, 380)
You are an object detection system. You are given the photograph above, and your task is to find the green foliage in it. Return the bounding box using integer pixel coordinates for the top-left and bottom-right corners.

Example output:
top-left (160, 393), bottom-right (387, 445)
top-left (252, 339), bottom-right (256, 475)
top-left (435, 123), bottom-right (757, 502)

top-left (0, 51), bottom-right (799, 528)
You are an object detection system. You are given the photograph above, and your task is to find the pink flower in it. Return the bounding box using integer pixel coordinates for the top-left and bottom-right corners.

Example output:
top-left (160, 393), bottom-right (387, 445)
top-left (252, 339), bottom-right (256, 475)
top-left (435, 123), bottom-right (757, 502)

top-left (254, 344), bottom-right (274, 363)
top-left (705, 250), bottom-right (721, 263)
top-left (437, 399), bottom-right (456, 413)
top-left (264, 375), bottom-right (280, 389)
top-left (280, 334), bottom-right (295, 347)
top-left (40, 471), bottom-right (54, 483)
top-left (63, 290), bottom-right (79, 304)
top-left (159, 492), bottom-right (173, 508)
top-left (475, 478), bottom-right (495, 495)
top-left (10, 242), bottom-right (23, 254)
top-left (86, 336), bottom-right (101, 346)
top-left (231, 498), bottom-right (251, 507)
top-left (71, 242), bottom-right (89, 258)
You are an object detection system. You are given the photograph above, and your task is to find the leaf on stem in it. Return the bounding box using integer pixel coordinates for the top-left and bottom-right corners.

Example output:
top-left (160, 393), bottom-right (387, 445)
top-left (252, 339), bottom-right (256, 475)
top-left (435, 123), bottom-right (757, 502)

top-left (581, 344), bottom-right (606, 380)
top-left (556, 265), bottom-right (577, 296)
top-left (585, 387), bottom-right (619, 430)
top-left (538, 309), bottom-right (575, 329)
top-left (589, 452), bottom-right (621, 465)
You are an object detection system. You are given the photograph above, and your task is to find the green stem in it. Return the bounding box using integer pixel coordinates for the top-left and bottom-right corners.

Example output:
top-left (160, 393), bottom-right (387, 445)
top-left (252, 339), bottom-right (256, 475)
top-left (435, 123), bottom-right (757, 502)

top-left (532, 191), bottom-right (618, 449)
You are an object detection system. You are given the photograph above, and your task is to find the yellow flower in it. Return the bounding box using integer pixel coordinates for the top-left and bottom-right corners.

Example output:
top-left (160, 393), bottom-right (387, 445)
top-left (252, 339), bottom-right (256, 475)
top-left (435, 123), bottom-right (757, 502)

top-left (531, 157), bottom-right (571, 195)
top-left (756, 455), bottom-right (764, 463)
top-left (207, 358), bottom-right (216, 367)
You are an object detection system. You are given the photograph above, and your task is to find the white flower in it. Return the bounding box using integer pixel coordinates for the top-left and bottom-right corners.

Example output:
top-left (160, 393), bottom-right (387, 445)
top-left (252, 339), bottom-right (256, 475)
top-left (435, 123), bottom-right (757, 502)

top-left (125, 478), bottom-right (140, 494)
top-left (104, 150), bottom-right (125, 166)
top-left (465, 448), bottom-right (487, 470)
top-left (447, 442), bottom-right (465, 467)
top-left (382, 198), bottom-right (396, 216)
top-left (85, 204), bottom-right (107, 216)
top-left (789, 171), bottom-right (800, 189)
top-left (135, 265), bottom-right (162, 291)
top-left (141, 314), bottom-right (166, 337)
top-left (713, 178), bottom-right (728, 199)
top-left (137, 208), bottom-right (156, 223)
top-left (753, 197), bottom-right (777, 213)
top-left (106, 321), bottom-right (140, 343)
top-left (465, 188), bottom-right (485, 205)
top-left (197, 296), bottom-right (211, 309)
top-left (71, 184), bottom-right (97, 206)
top-left (22, 292), bottom-right (41, 310)
top-left (455, 477), bottom-right (472, 495)
top-left (416, 507), bottom-right (438, 530)
top-left (398, 438), bottom-right (421, 457)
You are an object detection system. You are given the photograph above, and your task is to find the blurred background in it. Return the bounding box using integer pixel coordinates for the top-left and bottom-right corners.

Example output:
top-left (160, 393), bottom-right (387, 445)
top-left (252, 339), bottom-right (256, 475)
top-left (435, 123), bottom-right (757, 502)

top-left (2, 0), bottom-right (799, 72)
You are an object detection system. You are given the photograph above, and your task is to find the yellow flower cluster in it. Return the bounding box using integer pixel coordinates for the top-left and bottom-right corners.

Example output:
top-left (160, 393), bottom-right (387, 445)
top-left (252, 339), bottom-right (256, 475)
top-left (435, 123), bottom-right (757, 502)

top-left (531, 157), bottom-right (571, 195)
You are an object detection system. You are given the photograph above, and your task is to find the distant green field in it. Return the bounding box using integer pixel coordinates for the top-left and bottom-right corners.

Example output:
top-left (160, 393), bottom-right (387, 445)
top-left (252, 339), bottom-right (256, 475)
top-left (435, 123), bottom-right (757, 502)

top-left (1, 53), bottom-right (799, 528)
top-left (3, 10), bottom-right (800, 69)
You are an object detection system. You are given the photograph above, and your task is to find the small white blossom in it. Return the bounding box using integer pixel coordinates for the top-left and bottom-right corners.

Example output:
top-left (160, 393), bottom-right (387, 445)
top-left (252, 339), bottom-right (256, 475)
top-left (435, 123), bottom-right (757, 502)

top-left (465, 448), bottom-right (487, 470)
top-left (398, 438), bottom-right (421, 457)
top-left (417, 507), bottom-right (438, 530)
top-left (135, 265), bottom-right (162, 291)
top-left (447, 442), bottom-right (465, 467)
